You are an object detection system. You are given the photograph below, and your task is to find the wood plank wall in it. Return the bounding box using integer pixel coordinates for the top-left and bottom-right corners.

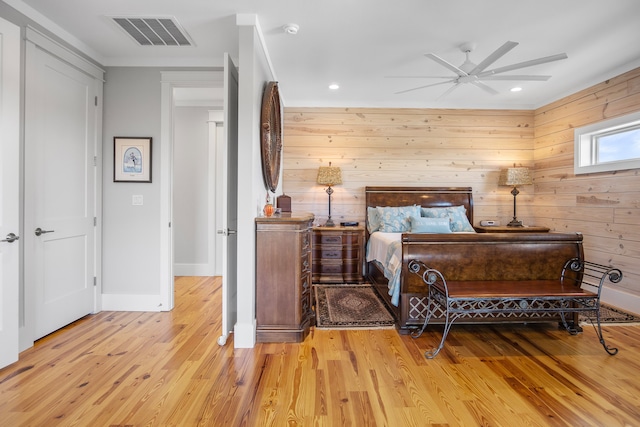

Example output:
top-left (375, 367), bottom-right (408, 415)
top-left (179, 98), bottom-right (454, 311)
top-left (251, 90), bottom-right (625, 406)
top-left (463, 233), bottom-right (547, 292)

top-left (283, 108), bottom-right (535, 226)
top-left (533, 67), bottom-right (640, 308)
top-left (282, 66), bottom-right (640, 311)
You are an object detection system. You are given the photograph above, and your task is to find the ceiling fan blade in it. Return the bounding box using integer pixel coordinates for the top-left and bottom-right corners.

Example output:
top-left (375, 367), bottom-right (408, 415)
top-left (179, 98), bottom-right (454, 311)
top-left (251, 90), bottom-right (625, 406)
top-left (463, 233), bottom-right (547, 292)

top-left (471, 81), bottom-right (499, 95)
top-left (481, 75), bottom-right (551, 81)
top-left (424, 53), bottom-right (467, 77)
top-left (394, 79), bottom-right (456, 95)
top-left (469, 41), bottom-right (519, 75)
top-left (435, 84), bottom-right (461, 100)
top-left (385, 75), bottom-right (456, 79)
top-left (478, 53), bottom-right (568, 77)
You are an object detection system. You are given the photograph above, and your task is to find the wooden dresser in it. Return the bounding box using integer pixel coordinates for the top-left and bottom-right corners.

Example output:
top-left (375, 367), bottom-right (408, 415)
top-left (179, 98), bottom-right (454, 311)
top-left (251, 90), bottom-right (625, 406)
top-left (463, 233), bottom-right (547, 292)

top-left (255, 212), bottom-right (314, 342)
top-left (312, 225), bottom-right (364, 284)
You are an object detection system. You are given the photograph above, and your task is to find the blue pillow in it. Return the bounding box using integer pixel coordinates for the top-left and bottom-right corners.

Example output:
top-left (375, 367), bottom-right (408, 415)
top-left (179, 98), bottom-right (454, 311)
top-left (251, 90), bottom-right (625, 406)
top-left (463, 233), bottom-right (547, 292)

top-left (421, 205), bottom-right (475, 232)
top-left (409, 216), bottom-right (452, 233)
top-left (376, 205), bottom-right (421, 232)
top-left (367, 207), bottom-right (382, 233)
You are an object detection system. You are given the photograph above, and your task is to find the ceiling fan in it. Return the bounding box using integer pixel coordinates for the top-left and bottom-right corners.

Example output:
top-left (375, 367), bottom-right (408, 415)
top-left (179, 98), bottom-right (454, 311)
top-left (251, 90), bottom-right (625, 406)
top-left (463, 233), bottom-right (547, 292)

top-left (392, 41), bottom-right (568, 98)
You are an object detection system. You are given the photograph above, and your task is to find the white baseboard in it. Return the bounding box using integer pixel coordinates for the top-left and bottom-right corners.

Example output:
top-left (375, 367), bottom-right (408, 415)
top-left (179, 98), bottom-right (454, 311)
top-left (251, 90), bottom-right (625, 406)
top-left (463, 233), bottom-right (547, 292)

top-left (233, 320), bottom-right (256, 348)
top-left (602, 286), bottom-right (640, 315)
top-left (101, 293), bottom-right (163, 312)
top-left (174, 263), bottom-right (214, 276)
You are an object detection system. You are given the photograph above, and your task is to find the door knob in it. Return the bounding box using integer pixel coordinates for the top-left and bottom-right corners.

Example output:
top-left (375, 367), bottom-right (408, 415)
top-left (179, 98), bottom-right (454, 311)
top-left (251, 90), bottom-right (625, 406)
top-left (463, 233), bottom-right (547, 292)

top-left (216, 229), bottom-right (237, 236)
top-left (1, 233), bottom-right (19, 243)
top-left (35, 227), bottom-right (55, 236)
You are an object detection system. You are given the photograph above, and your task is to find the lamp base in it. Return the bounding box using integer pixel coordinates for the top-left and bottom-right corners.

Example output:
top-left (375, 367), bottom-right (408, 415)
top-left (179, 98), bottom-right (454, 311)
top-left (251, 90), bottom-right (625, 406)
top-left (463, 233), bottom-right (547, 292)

top-left (324, 217), bottom-right (336, 227)
top-left (506, 219), bottom-right (524, 227)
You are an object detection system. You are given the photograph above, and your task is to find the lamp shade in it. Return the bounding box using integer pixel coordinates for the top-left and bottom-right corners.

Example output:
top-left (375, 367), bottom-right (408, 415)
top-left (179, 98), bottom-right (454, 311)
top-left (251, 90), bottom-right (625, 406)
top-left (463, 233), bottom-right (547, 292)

top-left (317, 164), bottom-right (342, 186)
top-left (498, 167), bottom-right (532, 187)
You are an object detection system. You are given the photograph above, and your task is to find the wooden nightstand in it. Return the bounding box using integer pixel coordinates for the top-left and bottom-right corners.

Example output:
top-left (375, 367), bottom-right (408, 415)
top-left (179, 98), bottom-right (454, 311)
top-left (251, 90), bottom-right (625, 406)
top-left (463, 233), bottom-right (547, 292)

top-left (474, 225), bottom-right (550, 233)
top-left (312, 225), bottom-right (364, 284)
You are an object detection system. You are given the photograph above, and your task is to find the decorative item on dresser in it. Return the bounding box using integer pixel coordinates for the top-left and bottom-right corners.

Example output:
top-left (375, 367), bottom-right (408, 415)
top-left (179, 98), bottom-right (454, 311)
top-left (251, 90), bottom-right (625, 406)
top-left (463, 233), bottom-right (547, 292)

top-left (277, 194), bottom-right (291, 212)
top-left (316, 162), bottom-right (342, 227)
top-left (312, 225), bottom-right (365, 284)
top-left (255, 212), bottom-right (314, 342)
top-left (498, 166), bottom-right (532, 227)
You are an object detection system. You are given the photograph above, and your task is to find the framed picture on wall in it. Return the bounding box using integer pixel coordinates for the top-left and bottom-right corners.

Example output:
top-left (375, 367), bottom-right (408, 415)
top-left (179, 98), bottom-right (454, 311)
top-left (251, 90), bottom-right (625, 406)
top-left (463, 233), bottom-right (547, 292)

top-left (114, 137), bottom-right (152, 182)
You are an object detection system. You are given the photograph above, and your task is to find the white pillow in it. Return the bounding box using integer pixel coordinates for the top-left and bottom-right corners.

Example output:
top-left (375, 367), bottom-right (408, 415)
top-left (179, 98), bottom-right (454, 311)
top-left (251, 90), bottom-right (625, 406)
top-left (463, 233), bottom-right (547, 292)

top-left (409, 216), bottom-right (452, 233)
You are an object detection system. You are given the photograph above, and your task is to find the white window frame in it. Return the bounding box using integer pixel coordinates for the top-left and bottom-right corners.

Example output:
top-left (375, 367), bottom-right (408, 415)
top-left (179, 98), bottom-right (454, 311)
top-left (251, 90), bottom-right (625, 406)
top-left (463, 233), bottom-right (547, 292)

top-left (574, 110), bottom-right (640, 174)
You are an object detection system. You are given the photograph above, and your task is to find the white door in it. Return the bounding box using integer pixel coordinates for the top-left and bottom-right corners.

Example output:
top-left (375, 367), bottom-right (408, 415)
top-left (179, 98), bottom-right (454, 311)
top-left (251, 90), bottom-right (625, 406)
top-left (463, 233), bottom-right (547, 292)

top-left (0, 17), bottom-right (20, 369)
top-left (24, 42), bottom-right (97, 339)
top-left (218, 54), bottom-right (239, 346)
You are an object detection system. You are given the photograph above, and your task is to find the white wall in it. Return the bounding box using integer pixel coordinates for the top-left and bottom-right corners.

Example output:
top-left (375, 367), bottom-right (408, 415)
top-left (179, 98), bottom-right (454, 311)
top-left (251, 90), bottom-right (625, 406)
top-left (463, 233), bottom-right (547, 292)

top-left (234, 16), bottom-right (281, 348)
top-left (234, 15), bottom-right (275, 348)
top-left (173, 106), bottom-right (212, 275)
top-left (102, 67), bottom-right (163, 309)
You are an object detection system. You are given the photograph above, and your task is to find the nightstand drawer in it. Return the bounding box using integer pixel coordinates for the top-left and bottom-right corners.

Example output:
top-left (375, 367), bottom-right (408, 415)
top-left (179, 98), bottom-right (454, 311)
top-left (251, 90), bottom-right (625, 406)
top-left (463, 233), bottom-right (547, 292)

top-left (318, 263), bottom-right (342, 274)
top-left (320, 249), bottom-right (342, 259)
top-left (343, 246), bottom-right (361, 260)
top-left (320, 235), bottom-right (342, 244)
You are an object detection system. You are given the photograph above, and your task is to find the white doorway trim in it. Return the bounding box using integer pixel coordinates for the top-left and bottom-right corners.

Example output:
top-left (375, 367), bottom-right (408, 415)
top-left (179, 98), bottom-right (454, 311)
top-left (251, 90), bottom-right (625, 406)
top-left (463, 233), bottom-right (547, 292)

top-left (160, 71), bottom-right (223, 310)
top-left (0, 16), bottom-right (21, 369)
top-left (209, 110), bottom-right (225, 276)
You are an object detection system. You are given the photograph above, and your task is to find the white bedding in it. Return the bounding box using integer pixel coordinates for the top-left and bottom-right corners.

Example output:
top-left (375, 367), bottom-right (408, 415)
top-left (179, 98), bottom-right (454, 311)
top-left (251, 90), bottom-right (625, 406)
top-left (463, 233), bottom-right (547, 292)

top-left (366, 232), bottom-right (403, 306)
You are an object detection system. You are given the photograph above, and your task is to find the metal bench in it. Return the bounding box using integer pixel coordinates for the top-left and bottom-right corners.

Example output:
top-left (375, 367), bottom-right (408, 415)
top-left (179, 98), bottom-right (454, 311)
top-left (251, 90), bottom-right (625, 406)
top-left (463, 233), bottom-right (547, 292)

top-left (408, 258), bottom-right (623, 358)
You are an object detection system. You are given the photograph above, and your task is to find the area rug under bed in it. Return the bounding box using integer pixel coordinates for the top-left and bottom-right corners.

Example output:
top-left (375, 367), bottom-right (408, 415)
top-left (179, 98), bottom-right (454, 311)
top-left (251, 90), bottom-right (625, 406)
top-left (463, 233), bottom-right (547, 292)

top-left (314, 285), bottom-right (395, 328)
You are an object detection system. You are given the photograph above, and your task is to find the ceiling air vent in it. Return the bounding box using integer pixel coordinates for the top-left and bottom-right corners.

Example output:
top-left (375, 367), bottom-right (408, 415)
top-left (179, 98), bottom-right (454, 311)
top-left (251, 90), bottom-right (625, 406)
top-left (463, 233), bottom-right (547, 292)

top-left (111, 16), bottom-right (194, 46)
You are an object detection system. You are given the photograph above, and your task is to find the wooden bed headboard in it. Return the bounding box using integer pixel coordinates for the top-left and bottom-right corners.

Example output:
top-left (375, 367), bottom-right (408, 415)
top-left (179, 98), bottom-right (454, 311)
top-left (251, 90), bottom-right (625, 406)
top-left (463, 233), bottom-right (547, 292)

top-left (365, 186), bottom-right (474, 225)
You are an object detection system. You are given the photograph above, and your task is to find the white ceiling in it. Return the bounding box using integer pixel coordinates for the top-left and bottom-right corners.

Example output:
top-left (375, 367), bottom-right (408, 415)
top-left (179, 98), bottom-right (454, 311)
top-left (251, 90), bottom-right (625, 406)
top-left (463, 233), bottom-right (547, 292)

top-left (8, 0), bottom-right (640, 109)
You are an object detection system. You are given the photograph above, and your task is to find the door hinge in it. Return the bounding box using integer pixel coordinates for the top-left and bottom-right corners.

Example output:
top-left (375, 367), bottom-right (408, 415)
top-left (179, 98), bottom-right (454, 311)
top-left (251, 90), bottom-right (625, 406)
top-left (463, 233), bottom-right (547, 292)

top-left (94, 217), bottom-right (97, 226)
top-left (93, 156), bottom-right (97, 166)
top-left (95, 96), bottom-right (98, 106)
top-left (93, 277), bottom-right (97, 286)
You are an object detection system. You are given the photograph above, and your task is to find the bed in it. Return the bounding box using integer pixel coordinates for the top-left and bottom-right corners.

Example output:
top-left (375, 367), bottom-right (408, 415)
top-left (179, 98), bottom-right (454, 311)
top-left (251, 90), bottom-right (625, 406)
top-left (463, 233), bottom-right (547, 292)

top-left (364, 186), bottom-right (584, 334)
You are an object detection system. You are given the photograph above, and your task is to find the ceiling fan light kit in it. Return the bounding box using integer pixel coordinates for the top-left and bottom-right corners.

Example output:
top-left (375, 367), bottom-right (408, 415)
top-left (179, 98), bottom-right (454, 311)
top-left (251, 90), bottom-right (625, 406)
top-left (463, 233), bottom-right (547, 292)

top-left (395, 41), bottom-right (568, 98)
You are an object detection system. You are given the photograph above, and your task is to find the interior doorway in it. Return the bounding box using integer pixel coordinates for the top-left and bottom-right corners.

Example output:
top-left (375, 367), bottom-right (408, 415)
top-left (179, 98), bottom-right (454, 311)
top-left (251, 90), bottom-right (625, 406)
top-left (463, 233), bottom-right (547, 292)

top-left (159, 64), bottom-right (238, 348)
top-left (172, 88), bottom-right (224, 277)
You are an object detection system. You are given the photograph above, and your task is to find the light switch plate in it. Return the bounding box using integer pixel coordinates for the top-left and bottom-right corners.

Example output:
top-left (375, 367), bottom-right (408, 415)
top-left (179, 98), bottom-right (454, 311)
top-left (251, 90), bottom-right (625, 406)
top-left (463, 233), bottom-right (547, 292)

top-left (132, 195), bottom-right (143, 206)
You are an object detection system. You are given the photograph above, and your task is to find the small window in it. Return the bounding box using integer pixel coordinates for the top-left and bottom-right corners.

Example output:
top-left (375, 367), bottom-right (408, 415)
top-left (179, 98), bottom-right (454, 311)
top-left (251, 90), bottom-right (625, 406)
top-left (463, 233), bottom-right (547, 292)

top-left (574, 111), bottom-right (640, 174)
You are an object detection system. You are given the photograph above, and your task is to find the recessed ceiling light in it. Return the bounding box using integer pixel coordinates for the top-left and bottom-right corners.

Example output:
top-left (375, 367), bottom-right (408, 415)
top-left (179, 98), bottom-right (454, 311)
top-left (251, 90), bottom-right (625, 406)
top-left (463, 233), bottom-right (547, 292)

top-left (282, 23), bottom-right (299, 35)
top-left (510, 87), bottom-right (523, 92)
top-left (329, 83), bottom-right (339, 90)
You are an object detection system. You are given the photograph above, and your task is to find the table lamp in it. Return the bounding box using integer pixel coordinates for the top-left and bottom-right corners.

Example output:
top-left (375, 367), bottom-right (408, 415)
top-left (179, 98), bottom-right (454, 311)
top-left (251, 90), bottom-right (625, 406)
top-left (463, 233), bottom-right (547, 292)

top-left (498, 167), bottom-right (532, 227)
top-left (316, 162), bottom-right (342, 227)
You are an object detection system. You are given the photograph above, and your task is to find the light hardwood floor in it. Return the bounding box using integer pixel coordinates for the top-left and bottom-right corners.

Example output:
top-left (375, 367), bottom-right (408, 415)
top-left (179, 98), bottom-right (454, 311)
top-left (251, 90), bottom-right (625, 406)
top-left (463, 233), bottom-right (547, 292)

top-left (1, 276), bottom-right (639, 426)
